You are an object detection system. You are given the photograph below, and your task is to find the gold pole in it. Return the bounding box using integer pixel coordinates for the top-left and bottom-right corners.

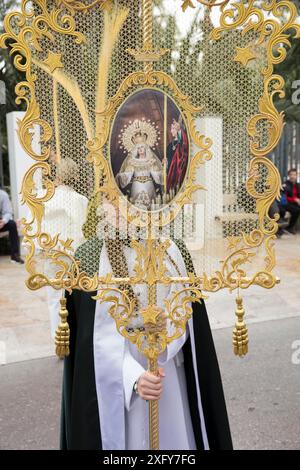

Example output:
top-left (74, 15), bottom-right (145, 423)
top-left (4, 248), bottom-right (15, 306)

top-left (147, 229), bottom-right (159, 450)
top-left (148, 356), bottom-right (159, 450)
top-left (53, 78), bottom-right (61, 164)
top-left (163, 93), bottom-right (167, 193)
top-left (143, 0), bottom-right (153, 73)
top-left (147, 279), bottom-right (159, 450)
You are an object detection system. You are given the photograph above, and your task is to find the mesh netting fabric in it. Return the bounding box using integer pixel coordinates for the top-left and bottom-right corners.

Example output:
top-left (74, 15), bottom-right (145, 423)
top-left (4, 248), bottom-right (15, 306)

top-left (16, 0), bottom-right (273, 281)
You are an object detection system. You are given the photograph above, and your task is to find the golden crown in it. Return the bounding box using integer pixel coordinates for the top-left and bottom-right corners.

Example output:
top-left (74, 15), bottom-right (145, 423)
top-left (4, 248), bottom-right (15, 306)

top-left (118, 118), bottom-right (160, 153)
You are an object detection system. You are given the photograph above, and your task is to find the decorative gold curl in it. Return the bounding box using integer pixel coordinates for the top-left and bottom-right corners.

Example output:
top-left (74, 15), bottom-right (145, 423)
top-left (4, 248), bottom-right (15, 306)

top-left (93, 284), bottom-right (204, 361)
top-left (181, 0), bottom-right (230, 11)
top-left (25, 252), bottom-right (98, 292)
top-left (56, 0), bottom-right (112, 14)
top-left (17, 83), bottom-right (53, 162)
top-left (248, 75), bottom-right (285, 157)
top-left (21, 162), bottom-right (55, 239)
top-left (203, 231), bottom-right (277, 293)
top-left (246, 156), bottom-right (281, 236)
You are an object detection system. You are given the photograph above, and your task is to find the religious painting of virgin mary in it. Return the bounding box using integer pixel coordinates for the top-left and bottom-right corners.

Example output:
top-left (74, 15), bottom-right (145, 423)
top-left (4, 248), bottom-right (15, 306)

top-left (109, 89), bottom-right (190, 210)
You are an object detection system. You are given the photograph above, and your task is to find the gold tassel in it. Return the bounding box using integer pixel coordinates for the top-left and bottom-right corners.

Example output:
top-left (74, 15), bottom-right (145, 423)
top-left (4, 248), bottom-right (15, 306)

top-left (55, 298), bottom-right (70, 358)
top-left (233, 296), bottom-right (248, 357)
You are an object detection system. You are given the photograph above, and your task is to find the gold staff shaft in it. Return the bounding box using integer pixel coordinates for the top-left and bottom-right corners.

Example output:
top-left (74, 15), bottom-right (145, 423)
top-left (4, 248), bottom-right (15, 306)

top-left (143, 0), bottom-right (153, 73)
top-left (148, 356), bottom-right (159, 450)
top-left (148, 280), bottom-right (159, 450)
top-left (164, 93), bottom-right (167, 193)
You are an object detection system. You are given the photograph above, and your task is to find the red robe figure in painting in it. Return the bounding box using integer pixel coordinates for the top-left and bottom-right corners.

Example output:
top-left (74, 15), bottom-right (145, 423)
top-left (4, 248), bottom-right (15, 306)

top-left (166, 119), bottom-right (189, 194)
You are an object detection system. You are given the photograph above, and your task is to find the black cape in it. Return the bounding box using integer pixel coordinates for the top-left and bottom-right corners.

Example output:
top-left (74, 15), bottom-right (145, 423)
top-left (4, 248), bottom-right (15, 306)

top-left (60, 293), bottom-right (233, 450)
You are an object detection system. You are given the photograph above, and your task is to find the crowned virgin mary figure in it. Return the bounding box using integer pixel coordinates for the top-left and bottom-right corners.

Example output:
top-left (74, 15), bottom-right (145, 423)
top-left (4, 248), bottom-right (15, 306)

top-left (116, 120), bottom-right (164, 209)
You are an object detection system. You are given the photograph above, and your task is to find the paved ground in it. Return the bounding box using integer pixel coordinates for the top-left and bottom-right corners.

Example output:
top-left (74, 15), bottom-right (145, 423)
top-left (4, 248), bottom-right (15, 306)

top-left (217, 317), bottom-right (300, 450)
top-left (0, 317), bottom-right (299, 450)
top-left (1, 233), bottom-right (300, 364)
top-left (0, 233), bottom-right (300, 449)
top-left (0, 357), bottom-right (63, 450)
top-left (0, 256), bottom-right (53, 364)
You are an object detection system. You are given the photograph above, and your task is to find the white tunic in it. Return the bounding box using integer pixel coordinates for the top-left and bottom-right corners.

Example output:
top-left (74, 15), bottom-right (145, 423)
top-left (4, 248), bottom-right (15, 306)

top-left (124, 335), bottom-right (196, 450)
top-left (93, 240), bottom-right (209, 450)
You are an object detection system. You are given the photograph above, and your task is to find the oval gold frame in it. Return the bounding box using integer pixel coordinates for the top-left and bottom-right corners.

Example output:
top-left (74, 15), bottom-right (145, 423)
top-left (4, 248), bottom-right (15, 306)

top-left (107, 86), bottom-right (193, 218)
top-left (91, 79), bottom-right (212, 228)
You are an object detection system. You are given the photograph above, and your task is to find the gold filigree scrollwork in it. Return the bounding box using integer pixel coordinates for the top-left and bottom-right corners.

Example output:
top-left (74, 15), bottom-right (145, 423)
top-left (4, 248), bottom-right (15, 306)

top-left (248, 75), bottom-right (285, 157)
top-left (0, 0), bottom-right (92, 290)
top-left (0, 0), bottom-right (85, 191)
top-left (0, 0), bottom-right (85, 162)
top-left (206, 0), bottom-right (300, 293)
top-left (25, 244), bottom-right (99, 291)
top-left (1, 0), bottom-right (298, 297)
top-left (203, 151), bottom-right (281, 293)
top-left (24, 223), bottom-right (98, 291)
top-left (91, 70), bottom-right (212, 228)
top-left (246, 156), bottom-right (281, 235)
top-left (202, 153), bottom-right (282, 293)
top-left (56, 0), bottom-right (113, 14)
top-left (203, 231), bottom-right (277, 293)
top-left (211, 0), bottom-right (300, 157)
top-left (21, 163), bottom-right (54, 239)
top-left (181, 0), bottom-right (230, 11)
top-left (131, 239), bottom-right (171, 285)
top-left (93, 284), bottom-right (204, 361)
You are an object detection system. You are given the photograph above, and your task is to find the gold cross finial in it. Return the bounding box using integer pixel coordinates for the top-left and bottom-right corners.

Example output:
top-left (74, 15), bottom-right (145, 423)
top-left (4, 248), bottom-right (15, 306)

top-left (126, 0), bottom-right (169, 72)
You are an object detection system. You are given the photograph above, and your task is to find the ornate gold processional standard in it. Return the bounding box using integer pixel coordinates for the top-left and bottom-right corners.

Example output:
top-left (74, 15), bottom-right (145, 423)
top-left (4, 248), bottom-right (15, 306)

top-left (1, 0), bottom-right (299, 450)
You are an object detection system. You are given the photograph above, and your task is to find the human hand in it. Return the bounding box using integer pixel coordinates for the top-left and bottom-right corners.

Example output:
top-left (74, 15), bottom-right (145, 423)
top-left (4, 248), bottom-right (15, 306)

top-left (137, 368), bottom-right (165, 401)
top-left (295, 198), bottom-right (300, 206)
top-left (141, 307), bottom-right (167, 335)
top-left (0, 219), bottom-right (5, 230)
